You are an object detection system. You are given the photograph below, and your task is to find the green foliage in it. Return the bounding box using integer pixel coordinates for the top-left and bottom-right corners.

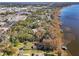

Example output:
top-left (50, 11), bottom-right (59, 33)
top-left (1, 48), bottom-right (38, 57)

top-left (33, 10), bottom-right (46, 15)
top-left (9, 36), bottom-right (16, 44)
top-left (9, 16), bottom-right (40, 42)
top-left (10, 27), bottom-right (35, 42)
top-left (0, 11), bottom-right (15, 15)
top-left (16, 33), bottom-right (34, 42)
top-left (16, 18), bottom-right (34, 26)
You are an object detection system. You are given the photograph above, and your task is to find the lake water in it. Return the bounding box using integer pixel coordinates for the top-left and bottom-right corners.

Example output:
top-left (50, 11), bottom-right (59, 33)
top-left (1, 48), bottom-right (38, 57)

top-left (60, 5), bottom-right (79, 56)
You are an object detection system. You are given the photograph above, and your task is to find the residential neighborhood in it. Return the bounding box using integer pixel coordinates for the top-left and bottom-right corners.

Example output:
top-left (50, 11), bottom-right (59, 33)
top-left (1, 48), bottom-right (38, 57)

top-left (0, 2), bottom-right (77, 56)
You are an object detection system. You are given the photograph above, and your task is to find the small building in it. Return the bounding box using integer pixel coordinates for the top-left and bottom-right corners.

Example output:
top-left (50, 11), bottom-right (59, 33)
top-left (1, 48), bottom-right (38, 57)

top-left (0, 22), bottom-right (6, 27)
top-left (16, 11), bottom-right (31, 15)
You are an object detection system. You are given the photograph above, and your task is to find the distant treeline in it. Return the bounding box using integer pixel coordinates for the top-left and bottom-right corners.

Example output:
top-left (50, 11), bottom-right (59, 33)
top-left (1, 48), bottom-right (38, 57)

top-left (0, 2), bottom-right (79, 9)
top-left (0, 2), bottom-right (50, 7)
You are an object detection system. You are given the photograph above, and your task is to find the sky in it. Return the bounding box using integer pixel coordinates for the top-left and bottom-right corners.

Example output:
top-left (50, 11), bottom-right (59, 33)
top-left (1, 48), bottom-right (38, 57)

top-left (0, 0), bottom-right (78, 2)
top-left (1, 0), bottom-right (52, 2)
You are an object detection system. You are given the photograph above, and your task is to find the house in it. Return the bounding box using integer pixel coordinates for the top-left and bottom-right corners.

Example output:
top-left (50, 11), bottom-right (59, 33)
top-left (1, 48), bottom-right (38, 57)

top-left (0, 22), bottom-right (6, 27)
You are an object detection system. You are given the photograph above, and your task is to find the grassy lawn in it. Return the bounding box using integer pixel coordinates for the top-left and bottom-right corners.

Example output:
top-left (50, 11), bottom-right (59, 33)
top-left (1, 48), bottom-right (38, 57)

top-left (22, 42), bottom-right (54, 56)
top-left (25, 42), bottom-right (34, 49)
top-left (15, 42), bottom-right (24, 49)
top-left (23, 42), bottom-right (45, 55)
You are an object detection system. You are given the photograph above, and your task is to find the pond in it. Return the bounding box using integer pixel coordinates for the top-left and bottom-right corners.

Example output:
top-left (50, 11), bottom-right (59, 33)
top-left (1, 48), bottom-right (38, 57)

top-left (60, 4), bottom-right (79, 56)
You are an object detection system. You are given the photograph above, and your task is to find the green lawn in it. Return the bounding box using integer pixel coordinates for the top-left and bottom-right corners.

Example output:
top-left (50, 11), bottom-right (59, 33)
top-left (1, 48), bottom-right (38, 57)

top-left (22, 42), bottom-right (54, 56)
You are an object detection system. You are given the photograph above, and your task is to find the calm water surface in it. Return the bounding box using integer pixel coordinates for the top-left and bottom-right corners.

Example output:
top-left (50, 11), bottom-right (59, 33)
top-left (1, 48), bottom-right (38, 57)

top-left (60, 5), bottom-right (79, 56)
